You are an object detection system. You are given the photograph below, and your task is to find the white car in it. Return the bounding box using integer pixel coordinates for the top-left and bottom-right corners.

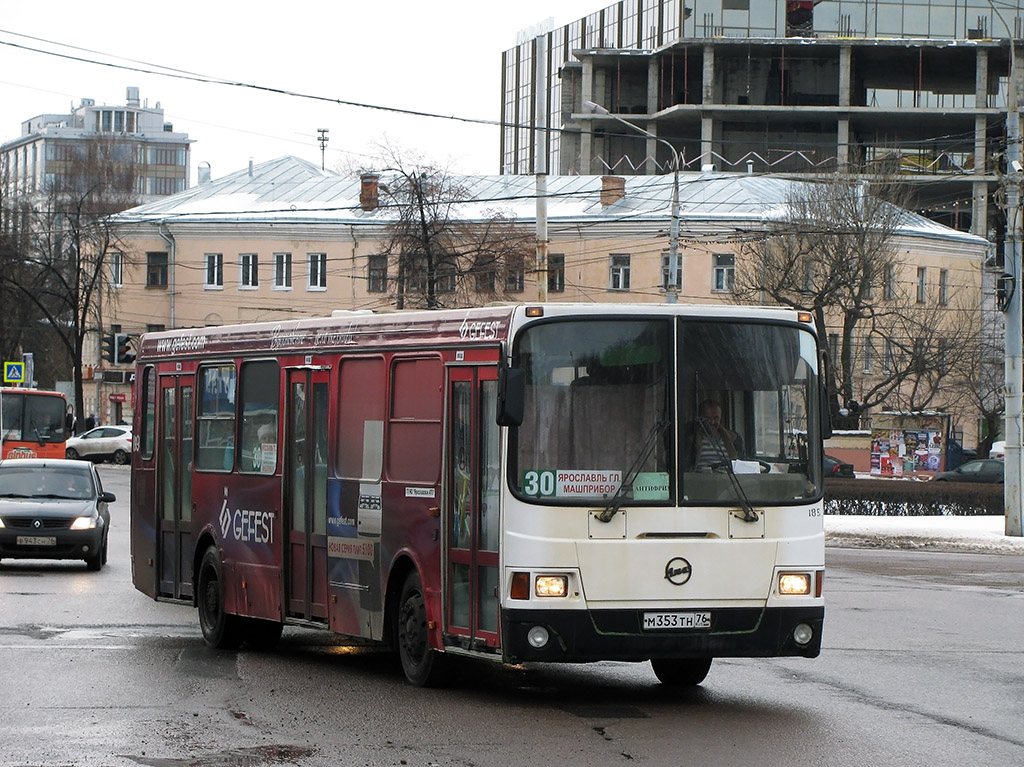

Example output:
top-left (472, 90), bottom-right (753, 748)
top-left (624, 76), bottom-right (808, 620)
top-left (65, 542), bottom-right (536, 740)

top-left (990, 441), bottom-right (1005, 459)
top-left (66, 426), bottom-right (133, 464)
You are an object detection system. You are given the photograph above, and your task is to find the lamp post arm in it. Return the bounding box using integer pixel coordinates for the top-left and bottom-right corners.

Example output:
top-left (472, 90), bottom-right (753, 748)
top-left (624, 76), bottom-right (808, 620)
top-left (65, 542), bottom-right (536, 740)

top-left (583, 100), bottom-right (681, 302)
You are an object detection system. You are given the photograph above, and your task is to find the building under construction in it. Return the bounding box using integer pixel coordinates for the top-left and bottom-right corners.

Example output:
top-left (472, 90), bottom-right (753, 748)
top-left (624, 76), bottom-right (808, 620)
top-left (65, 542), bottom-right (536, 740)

top-left (500, 0), bottom-right (1024, 239)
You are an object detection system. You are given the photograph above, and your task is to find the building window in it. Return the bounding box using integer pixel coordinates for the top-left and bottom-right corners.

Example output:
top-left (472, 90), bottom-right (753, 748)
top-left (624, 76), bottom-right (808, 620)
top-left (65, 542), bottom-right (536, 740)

top-left (828, 333), bottom-right (839, 362)
top-left (862, 336), bottom-right (875, 374)
top-left (884, 265), bottom-right (897, 300)
top-left (148, 177), bottom-right (184, 195)
top-left (436, 264), bottom-right (457, 294)
top-left (240, 253), bottom-right (259, 289)
top-left (939, 268), bottom-right (949, 305)
top-left (108, 251), bottom-right (123, 288)
top-left (274, 252), bottom-right (292, 289)
top-left (712, 253), bottom-right (735, 292)
top-left (205, 253), bottom-right (223, 289)
top-left (308, 252), bottom-right (327, 290)
top-left (882, 337), bottom-right (894, 373)
top-left (146, 252), bottom-right (168, 288)
top-left (505, 255), bottom-right (525, 293)
top-left (802, 258), bottom-right (815, 293)
top-left (609, 254), bottom-right (630, 291)
top-left (917, 266), bottom-right (927, 303)
top-left (368, 255), bottom-right (388, 293)
top-left (548, 254), bottom-right (565, 293)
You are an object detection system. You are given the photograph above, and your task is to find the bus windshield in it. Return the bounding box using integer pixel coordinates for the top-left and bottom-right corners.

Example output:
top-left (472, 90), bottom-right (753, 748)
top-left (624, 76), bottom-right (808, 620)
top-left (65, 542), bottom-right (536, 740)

top-left (1, 391), bottom-right (67, 446)
top-left (511, 318), bottom-right (822, 506)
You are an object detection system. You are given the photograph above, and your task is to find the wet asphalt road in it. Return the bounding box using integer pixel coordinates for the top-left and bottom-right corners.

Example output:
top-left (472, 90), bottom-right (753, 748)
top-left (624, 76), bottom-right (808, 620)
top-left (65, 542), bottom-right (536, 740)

top-left (1, 465), bottom-right (1023, 767)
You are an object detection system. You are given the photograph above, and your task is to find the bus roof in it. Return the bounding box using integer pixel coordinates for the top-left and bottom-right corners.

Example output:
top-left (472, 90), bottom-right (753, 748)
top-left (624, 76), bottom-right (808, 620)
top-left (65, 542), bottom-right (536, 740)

top-left (136, 304), bottom-right (815, 362)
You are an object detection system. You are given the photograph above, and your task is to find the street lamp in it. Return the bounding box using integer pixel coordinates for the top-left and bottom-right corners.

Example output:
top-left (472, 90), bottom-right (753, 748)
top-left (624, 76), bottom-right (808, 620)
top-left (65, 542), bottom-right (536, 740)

top-left (584, 100), bottom-right (681, 302)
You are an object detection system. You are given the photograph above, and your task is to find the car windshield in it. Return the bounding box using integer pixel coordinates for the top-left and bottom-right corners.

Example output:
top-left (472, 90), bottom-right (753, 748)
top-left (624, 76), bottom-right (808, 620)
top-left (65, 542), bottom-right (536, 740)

top-left (511, 317), bottom-right (823, 506)
top-left (0, 466), bottom-right (95, 500)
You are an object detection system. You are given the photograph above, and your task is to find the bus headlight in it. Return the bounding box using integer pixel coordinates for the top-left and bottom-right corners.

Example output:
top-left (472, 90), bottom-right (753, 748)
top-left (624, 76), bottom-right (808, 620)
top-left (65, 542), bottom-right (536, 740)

top-left (778, 572), bottom-right (811, 595)
top-left (535, 575), bottom-right (568, 597)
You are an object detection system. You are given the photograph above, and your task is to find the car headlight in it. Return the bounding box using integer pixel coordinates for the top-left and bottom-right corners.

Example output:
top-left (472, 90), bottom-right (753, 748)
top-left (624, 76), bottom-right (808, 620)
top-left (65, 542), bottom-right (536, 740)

top-left (70, 515), bottom-right (97, 530)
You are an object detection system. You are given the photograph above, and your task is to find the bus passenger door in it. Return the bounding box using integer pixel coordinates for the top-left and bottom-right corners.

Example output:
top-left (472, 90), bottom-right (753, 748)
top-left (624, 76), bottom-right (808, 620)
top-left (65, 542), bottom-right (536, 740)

top-left (157, 375), bottom-right (194, 600)
top-left (445, 365), bottom-right (501, 650)
top-left (284, 368), bottom-right (330, 622)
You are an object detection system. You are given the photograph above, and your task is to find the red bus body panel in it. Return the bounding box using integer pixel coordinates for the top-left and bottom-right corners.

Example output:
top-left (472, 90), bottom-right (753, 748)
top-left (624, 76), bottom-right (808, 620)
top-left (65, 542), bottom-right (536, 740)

top-left (131, 308), bottom-right (513, 651)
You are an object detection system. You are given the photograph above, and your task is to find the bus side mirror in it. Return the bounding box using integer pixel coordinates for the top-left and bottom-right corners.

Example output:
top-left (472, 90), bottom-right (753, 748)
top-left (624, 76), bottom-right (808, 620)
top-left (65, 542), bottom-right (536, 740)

top-left (497, 367), bottom-right (524, 427)
top-left (821, 384), bottom-right (833, 440)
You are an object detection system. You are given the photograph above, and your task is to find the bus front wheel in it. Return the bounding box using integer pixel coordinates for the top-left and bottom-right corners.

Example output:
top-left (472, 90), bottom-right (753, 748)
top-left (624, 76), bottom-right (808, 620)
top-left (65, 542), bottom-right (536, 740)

top-left (197, 547), bottom-right (245, 650)
top-left (650, 657), bottom-right (713, 687)
top-left (396, 571), bottom-right (447, 687)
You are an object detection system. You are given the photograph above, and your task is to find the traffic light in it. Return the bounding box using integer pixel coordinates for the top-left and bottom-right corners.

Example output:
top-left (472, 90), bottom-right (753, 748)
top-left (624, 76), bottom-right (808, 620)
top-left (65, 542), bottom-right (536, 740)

top-left (101, 333), bottom-right (116, 363)
top-left (115, 333), bottom-right (136, 365)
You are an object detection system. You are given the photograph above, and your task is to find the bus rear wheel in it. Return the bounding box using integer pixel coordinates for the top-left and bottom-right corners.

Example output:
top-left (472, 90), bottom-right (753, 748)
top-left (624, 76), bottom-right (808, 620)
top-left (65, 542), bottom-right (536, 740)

top-left (197, 547), bottom-right (245, 650)
top-left (650, 657), bottom-right (713, 687)
top-left (396, 571), bottom-right (447, 687)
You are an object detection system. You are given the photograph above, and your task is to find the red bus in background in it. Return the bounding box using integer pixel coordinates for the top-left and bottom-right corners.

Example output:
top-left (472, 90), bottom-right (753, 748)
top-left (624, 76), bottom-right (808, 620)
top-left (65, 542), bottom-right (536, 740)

top-left (0, 388), bottom-right (69, 460)
top-left (131, 305), bottom-right (828, 687)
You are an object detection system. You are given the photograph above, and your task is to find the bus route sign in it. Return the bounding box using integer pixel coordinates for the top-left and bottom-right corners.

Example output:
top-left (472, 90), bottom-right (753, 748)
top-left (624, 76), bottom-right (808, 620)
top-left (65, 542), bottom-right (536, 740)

top-left (3, 361), bottom-right (25, 384)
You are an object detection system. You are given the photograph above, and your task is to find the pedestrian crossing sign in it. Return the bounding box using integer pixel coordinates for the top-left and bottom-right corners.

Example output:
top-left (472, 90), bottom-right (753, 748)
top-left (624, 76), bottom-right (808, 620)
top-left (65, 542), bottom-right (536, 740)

top-left (3, 361), bottom-right (24, 383)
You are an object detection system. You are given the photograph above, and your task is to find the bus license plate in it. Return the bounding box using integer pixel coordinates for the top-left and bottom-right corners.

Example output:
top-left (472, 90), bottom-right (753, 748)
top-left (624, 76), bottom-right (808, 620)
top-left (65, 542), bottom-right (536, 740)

top-left (17, 536), bottom-right (56, 546)
top-left (643, 611), bottom-right (711, 630)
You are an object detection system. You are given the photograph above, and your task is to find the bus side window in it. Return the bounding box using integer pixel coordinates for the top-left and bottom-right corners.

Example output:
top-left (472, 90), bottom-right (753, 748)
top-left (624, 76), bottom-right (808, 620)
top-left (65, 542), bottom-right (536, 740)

top-left (196, 364), bottom-right (237, 472)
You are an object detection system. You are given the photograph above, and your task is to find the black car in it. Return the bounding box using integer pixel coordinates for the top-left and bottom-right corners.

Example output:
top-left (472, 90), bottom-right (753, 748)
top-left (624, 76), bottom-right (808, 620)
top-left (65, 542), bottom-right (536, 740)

top-left (823, 453), bottom-right (855, 478)
top-left (931, 458), bottom-right (1004, 484)
top-left (0, 458), bottom-right (114, 570)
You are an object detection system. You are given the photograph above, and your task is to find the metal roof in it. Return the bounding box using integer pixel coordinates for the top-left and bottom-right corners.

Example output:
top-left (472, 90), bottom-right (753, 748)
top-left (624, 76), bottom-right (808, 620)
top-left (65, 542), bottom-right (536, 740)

top-left (113, 155), bottom-right (988, 247)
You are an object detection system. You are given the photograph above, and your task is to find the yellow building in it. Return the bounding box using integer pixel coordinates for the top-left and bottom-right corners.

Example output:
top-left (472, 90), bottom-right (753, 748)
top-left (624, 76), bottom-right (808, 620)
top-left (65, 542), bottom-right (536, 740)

top-left (98, 156), bottom-right (989, 439)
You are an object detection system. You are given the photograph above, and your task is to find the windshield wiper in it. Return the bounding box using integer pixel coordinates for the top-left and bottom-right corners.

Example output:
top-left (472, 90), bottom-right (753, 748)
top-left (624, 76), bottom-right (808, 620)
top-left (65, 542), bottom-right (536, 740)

top-left (695, 418), bottom-right (759, 523)
top-left (597, 418), bottom-right (668, 524)
top-left (0, 492), bottom-right (31, 498)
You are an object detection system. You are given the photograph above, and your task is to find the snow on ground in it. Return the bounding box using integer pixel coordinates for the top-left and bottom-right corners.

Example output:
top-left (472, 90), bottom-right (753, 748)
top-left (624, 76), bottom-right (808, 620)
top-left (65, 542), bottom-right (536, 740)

top-left (825, 514), bottom-right (1024, 554)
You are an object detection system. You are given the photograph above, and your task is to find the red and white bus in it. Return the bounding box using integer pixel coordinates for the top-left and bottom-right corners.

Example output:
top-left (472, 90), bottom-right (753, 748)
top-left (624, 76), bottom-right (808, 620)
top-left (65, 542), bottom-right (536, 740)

top-left (130, 304), bottom-right (828, 686)
top-left (1, 388), bottom-right (69, 460)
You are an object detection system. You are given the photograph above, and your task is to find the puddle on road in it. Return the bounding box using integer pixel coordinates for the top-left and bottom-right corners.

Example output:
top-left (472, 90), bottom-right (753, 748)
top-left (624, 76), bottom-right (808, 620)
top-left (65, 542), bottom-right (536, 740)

top-left (125, 744), bottom-right (317, 767)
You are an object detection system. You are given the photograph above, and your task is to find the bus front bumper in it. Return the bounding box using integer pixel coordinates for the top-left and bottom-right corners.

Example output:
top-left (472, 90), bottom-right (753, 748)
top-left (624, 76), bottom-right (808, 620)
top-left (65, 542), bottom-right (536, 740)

top-left (501, 606), bottom-right (823, 663)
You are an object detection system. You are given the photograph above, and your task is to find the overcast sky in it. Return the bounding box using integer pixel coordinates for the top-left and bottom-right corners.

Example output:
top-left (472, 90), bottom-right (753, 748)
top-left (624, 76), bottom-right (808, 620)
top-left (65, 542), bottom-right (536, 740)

top-left (0, 1), bottom-right (601, 183)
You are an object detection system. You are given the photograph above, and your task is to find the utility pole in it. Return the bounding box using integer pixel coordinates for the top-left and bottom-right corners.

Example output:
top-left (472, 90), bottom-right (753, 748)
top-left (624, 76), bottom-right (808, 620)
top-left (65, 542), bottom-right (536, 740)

top-left (584, 101), bottom-right (681, 302)
top-left (1004, 39), bottom-right (1024, 537)
top-left (534, 32), bottom-right (549, 302)
top-left (317, 128), bottom-right (329, 171)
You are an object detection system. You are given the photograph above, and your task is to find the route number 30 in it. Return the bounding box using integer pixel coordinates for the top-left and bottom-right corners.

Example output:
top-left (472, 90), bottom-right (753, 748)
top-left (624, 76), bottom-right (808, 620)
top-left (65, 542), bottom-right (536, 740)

top-left (522, 470), bottom-right (556, 497)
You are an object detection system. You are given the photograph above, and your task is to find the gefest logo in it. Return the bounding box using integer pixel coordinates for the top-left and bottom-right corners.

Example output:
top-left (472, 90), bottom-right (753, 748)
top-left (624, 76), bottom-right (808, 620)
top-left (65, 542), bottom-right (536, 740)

top-left (219, 495), bottom-right (276, 545)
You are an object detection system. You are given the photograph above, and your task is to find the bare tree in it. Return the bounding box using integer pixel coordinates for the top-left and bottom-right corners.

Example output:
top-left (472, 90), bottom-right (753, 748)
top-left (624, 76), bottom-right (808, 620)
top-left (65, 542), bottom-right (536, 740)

top-left (369, 151), bottom-right (534, 309)
top-left (733, 170), bottom-right (979, 427)
top-left (0, 135), bottom-right (139, 419)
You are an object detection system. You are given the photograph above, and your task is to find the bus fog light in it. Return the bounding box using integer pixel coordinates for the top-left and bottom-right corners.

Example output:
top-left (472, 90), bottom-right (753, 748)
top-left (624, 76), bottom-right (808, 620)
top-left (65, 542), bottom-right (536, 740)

top-left (793, 623), bottom-right (814, 646)
top-left (535, 576), bottom-right (568, 597)
top-left (779, 573), bottom-right (811, 595)
top-left (527, 625), bottom-right (550, 648)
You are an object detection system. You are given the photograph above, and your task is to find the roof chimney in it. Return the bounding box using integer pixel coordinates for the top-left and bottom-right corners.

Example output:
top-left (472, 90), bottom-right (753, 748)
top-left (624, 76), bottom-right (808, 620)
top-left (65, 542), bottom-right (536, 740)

top-left (360, 173), bottom-right (380, 211)
top-left (600, 175), bottom-right (626, 206)
top-left (198, 162), bottom-right (211, 185)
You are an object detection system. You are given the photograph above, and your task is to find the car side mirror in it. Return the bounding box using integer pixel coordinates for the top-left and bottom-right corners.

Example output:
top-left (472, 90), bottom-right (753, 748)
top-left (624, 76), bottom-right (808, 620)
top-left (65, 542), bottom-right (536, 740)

top-left (100, 491), bottom-right (116, 503)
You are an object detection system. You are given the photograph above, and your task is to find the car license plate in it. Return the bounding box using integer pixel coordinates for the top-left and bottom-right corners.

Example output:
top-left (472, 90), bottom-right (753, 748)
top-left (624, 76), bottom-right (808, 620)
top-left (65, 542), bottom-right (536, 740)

top-left (16, 535), bottom-right (56, 546)
top-left (642, 611), bottom-right (711, 630)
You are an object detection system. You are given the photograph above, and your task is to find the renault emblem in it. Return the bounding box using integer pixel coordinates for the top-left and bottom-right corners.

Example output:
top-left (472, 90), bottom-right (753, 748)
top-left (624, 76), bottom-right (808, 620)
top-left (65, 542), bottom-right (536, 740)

top-left (664, 557), bottom-right (692, 585)
top-left (33, 519), bottom-right (42, 530)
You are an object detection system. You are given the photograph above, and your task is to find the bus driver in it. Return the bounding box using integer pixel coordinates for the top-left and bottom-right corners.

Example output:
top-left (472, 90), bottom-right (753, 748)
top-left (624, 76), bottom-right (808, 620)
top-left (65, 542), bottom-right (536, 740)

top-left (688, 399), bottom-right (744, 470)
